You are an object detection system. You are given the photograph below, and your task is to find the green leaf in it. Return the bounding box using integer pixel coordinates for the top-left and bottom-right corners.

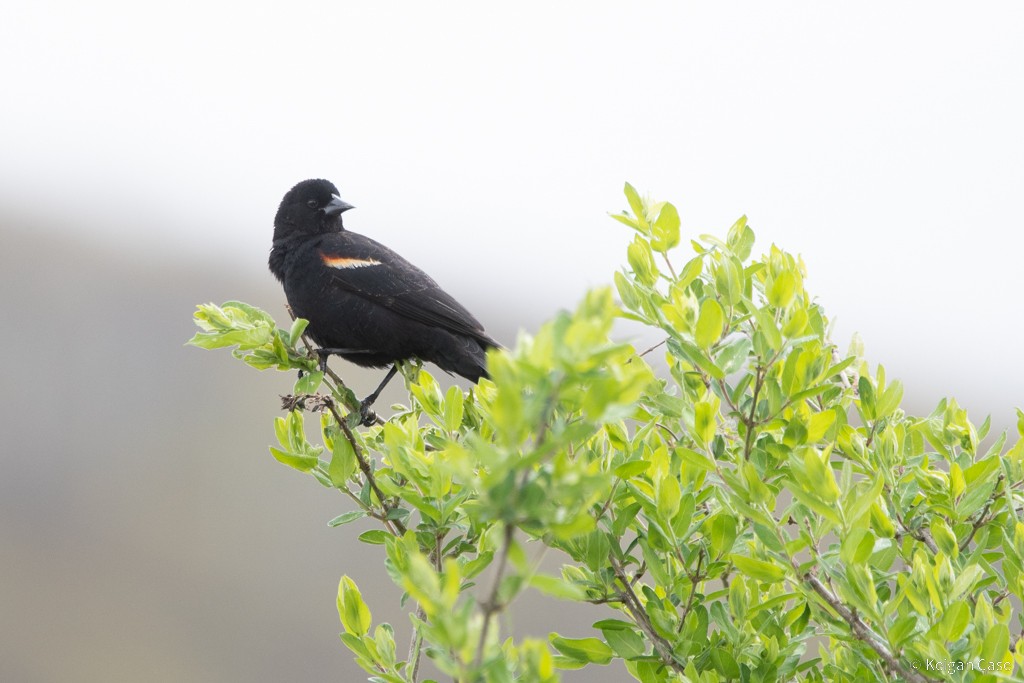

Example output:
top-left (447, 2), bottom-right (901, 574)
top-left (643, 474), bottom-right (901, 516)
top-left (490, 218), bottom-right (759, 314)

top-left (716, 335), bottom-right (752, 375)
top-left (269, 446), bottom-right (319, 473)
top-left (614, 460), bottom-right (650, 479)
top-left (337, 575), bottom-right (372, 636)
top-left (845, 475), bottom-right (884, 527)
top-left (602, 626), bottom-right (646, 659)
top-left (695, 299), bottom-right (725, 349)
top-left (667, 337), bottom-right (725, 380)
top-left (768, 270), bottom-right (797, 309)
top-left (294, 370), bottom-right (324, 395)
top-left (858, 377), bottom-right (876, 421)
top-left (624, 182), bottom-right (648, 231)
top-left (358, 530), bottom-right (391, 546)
top-left (529, 574), bottom-right (586, 601)
top-left (887, 614), bottom-right (920, 648)
top-left (627, 236), bottom-right (659, 287)
top-left (707, 513), bottom-right (738, 557)
top-left (950, 564), bottom-right (984, 603)
top-left (726, 215), bottom-right (755, 260)
top-left (730, 554), bottom-right (786, 583)
top-left (930, 518), bottom-right (958, 558)
top-left (753, 306), bottom-right (782, 351)
top-left (442, 385), bottom-right (464, 432)
top-left (328, 510), bottom-right (367, 527)
top-left (287, 317), bottom-right (309, 346)
top-left (678, 256), bottom-right (703, 290)
top-left (651, 202), bottom-right (680, 253)
top-left (656, 476), bottom-right (681, 521)
top-left (876, 379), bottom-right (904, 419)
top-left (938, 601), bottom-right (969, 641)
top-left (549, 635), bottom-right (614, 664)
top-left (614, 271), bottom-right (640, 311)
top-left (676, 446), bottom-right (716, 472)
top-left (981, 624), bottom-right (1010, 665)
top-left (329, 436), bottom-right (357, 487)
top-left (710, 647), bottom-right (741, 678)
top-left (609, 212), bottom-right (640, 231)
top-left (839, 528), bottom-right (875, 565)
top-left (694, 401), bottom-right (717, 445)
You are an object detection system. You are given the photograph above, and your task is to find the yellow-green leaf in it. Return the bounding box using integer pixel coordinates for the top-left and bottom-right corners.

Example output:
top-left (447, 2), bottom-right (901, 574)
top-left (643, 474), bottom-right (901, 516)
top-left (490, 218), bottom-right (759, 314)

top-left (730, 554), bottom-right (786, 583)
top-left (695, 299), bottom-right (725, 349)
top-left (337, 575), bottom-right (372, 636)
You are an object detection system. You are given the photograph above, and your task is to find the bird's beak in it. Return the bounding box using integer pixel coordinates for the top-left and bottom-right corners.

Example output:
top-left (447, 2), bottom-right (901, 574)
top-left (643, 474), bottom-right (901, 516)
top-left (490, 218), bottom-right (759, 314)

top-left (324, 196), bottom-right (355, 217)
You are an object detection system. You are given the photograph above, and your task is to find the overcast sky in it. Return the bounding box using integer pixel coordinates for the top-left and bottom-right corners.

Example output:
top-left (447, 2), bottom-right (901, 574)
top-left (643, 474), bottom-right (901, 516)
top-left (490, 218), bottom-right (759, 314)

top-left (3, 2), bottom-right (1023, 423)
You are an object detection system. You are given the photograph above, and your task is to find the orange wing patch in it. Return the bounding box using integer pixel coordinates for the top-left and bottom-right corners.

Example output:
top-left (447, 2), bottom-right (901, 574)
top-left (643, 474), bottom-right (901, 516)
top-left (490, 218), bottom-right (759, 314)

top-left (320, 253), bottom-right (383, 269)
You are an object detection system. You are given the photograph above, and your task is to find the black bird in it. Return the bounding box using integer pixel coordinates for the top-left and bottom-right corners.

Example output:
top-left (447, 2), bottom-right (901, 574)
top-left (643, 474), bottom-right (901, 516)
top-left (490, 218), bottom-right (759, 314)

top-left (269, 178), bottom-right (498, 424)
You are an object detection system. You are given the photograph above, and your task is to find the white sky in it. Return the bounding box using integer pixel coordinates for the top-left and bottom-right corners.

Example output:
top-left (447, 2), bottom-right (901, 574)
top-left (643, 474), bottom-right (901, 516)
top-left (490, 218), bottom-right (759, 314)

top-left (3, 2), bottom-right (1023, 422)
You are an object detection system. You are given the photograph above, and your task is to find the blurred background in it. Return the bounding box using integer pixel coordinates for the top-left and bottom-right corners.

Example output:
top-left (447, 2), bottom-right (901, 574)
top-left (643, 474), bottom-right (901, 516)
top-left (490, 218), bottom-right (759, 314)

top-left (2, 3), bottom-right (1023, 681)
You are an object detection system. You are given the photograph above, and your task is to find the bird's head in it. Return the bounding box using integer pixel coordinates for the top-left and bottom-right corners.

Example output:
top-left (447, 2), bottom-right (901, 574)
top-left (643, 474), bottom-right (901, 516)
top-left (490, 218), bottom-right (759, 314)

top-left (273, 178), bottom-right (355, 239)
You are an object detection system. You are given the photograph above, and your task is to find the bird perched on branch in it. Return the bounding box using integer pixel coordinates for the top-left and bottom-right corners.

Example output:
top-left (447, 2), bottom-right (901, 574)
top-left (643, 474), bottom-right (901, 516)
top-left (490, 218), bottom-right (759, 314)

top-left (269, 178), bottom-right (498, 424)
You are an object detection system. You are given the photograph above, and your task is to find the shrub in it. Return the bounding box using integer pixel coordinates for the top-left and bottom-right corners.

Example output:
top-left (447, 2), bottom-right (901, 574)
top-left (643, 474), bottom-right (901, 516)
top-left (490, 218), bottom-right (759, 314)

top-left (190, 185), bottom-right (1024, 682)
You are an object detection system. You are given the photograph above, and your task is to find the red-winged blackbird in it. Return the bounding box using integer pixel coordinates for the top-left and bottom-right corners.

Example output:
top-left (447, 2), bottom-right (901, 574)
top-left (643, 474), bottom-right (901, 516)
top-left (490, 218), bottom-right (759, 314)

top-left (269, 179), bottom-right (498, 423)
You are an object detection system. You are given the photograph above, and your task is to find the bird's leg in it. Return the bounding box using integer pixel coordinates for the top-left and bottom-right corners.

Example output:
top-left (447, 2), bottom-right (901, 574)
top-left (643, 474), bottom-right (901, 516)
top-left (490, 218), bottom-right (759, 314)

top-left (359, 365), bottom-right (399, 426)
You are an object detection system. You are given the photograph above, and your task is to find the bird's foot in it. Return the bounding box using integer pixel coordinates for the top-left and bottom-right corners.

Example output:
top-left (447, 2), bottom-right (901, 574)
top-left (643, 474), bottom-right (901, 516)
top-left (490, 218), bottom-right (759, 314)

top-left (314, 348), bottom-right (331, 373)
top-left (358, 400), bottom-right (379, 427)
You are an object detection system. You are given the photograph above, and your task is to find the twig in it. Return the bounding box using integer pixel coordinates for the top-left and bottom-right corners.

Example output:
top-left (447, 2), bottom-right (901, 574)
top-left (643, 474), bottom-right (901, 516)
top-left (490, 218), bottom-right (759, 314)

top-left (676, 548), bottom-right (705, 633)
top-left (609, 556), bottom-right (685, 674)
top-left (407, 603), bottom-right (426, 681)
top-left (325, 398), bottom-right (407, 535)
top-left (662, 253), bottom-right (677, 280)
top-left (475, 523), bottom-right (515, 667)
top-left (891, 506), bottom-right (938, 556)
top-left (959, 476), bottom-right (1002, 552)
top-left (742, 366), bottom-right (764, 460)
top-left (630, 338), bottom-right (667, 363)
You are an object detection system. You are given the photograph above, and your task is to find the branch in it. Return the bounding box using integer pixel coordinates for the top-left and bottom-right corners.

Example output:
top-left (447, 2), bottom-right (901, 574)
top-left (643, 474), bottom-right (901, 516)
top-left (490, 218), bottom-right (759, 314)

top-left (609, 556), bottom-right (685, 675)
top-left (326, 399), bottom-right (407, 536)
top-left (804, 574), bottom-right (931, 683)
top-left (891, 505), bottom-right (938, 556)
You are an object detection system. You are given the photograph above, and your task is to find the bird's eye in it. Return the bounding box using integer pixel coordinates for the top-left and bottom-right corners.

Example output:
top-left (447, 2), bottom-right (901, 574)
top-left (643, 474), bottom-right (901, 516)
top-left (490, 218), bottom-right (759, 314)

top-left (306, 199), bottom-right (318, 209)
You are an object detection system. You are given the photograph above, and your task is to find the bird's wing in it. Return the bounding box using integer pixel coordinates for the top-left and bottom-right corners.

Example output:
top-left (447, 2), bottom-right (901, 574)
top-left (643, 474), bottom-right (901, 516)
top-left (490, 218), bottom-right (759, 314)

top-left (316, 233), bottom-right (496, 346)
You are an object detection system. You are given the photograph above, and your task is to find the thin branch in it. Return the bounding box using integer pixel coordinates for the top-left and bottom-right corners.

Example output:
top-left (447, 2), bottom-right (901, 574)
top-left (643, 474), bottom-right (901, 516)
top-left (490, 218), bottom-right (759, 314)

top-left (891, 506), bottom-right (938, 556)
top-left (326, 399), bottom-right (407, 536)
top-left (475, 523), bottom-right (515, 667)
top-left (959, 476), bottom-right (1002, 552)
top-left (406, 602), bottom-right (426, 680)
top-left (676, 548), bottom-right (705, 633)
top-left (609, 556), bottom-right (686, 675)
top-left (662, 253), bottom-right (677, 280)
top-left (804, 574), bottom-right (931, 683)
top-left (630, 338), bottom-right (667, 363)
top-left (742, 366), bottom-right (764, 460)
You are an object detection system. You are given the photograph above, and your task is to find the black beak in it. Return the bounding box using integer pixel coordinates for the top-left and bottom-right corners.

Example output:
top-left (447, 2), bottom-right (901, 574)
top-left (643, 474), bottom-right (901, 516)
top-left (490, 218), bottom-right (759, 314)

top-left (324, 196), bottom-right (355, 217)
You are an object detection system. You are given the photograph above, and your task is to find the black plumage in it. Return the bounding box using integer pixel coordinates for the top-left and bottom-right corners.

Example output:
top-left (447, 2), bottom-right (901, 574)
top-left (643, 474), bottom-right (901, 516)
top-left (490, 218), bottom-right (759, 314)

top-left (269, 179), bottom-right (498, 421)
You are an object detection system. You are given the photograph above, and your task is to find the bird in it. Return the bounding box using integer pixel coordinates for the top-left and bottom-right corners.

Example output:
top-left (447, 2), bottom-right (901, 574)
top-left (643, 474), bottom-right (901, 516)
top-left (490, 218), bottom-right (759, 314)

top-left (269, 178), bottom-right (499, 425)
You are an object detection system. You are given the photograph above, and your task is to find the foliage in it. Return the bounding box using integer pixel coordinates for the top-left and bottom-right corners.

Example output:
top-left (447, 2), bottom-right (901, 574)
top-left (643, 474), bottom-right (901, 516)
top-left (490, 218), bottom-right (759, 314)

top-left (190, 185), bottom-right (1024, 682)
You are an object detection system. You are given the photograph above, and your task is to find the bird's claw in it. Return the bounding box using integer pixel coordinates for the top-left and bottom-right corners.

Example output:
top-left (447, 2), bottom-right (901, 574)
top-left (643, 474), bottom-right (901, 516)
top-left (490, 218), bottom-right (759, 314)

top-left (315, 348), bottom-right (330, 373)
top-left (359, 401), bottom-right (378, 427)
